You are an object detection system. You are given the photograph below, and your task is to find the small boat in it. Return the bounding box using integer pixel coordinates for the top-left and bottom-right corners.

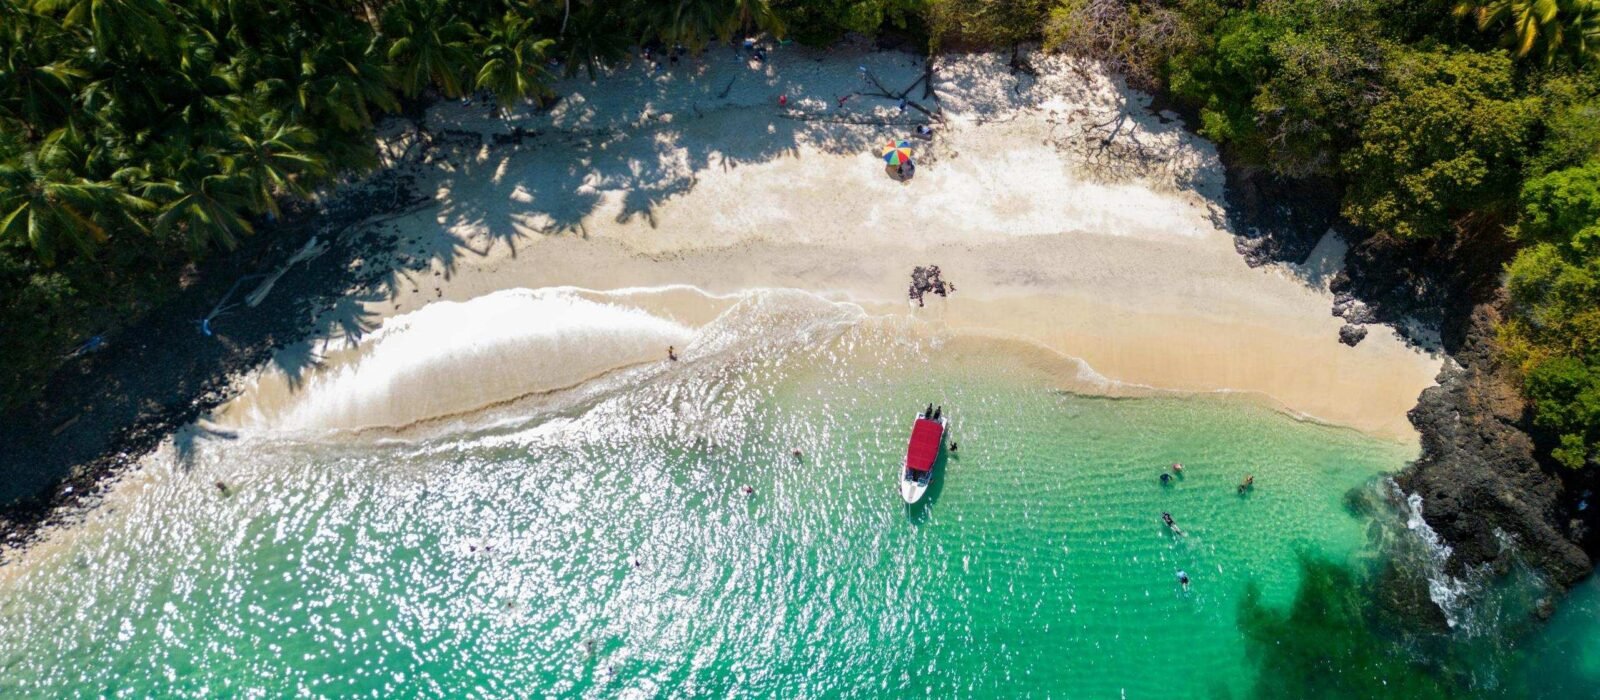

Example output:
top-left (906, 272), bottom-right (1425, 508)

top-left (900, 411), bottom-right (947, 504)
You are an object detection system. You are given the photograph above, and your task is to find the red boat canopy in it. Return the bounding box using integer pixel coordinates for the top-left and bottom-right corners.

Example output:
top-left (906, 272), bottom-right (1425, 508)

top-left (905, 418), bottom-right (944, 472)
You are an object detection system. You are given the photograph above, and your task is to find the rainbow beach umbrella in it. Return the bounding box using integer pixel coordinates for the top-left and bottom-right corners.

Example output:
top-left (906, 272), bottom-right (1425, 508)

top-left (882, 140), bottom-right (913, 166)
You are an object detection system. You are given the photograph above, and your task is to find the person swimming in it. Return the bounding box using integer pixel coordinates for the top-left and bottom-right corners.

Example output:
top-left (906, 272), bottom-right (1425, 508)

top-left (1162, 512), bottom-right (1186, 536)
top-left (1159, 473), bottom-right (1171, 485)
top-left (1238, 474), bottom-right (1255, 494)
top-left (1177, 570), bottom-right (1190, 590)
top-left (1171, 463), bottom-right (1184, 473)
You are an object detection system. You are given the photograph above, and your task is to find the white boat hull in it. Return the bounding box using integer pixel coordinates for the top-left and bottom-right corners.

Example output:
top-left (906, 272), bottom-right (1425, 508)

top-left (900, 475), bottom-right (930, 504)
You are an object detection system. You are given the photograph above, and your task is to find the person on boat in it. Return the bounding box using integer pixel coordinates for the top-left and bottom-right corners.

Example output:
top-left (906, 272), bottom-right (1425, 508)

top-left (1177, 570), bottom-right (1190, 591)
top-left (924, 403), bottom-right (934, 419)
top-left (933, 406), bottom-right (942, 420)
top-left (1238, 474), bottom-right (1254, 493)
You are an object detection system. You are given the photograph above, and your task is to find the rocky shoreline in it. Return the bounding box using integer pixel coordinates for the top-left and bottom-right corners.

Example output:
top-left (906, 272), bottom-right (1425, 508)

top-left (1226, 167), bottom-right (1599, 603)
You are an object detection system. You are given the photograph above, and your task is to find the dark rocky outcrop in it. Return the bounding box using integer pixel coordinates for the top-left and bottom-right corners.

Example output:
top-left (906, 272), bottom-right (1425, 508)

top-left (1338, 324), bottom-right (1368, 347)
top-left (1224, 167), bottom-right (1343, 268)
top-left (1395, 302), bottom-right (1594, 588)
top-left (1331, 226), bottom-right (1517, 349)
top-left (1222, 165), bottom-right (1597, 599)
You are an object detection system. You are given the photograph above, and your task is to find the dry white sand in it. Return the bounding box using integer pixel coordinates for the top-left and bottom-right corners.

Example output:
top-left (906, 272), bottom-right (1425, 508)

top-left (231, 45), bottom-right (1439, 442)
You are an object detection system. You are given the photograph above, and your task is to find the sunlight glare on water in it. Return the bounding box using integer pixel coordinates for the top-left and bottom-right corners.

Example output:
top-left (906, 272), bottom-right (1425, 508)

top-left (0, 290), bottom-right (1416, 698)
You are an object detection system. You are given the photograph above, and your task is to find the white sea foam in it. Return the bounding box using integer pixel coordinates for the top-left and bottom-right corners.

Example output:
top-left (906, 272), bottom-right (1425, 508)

top-left (224, 288), bottom-right (695, 432)
top-left (1400, 489), bottom-right (1471, 628)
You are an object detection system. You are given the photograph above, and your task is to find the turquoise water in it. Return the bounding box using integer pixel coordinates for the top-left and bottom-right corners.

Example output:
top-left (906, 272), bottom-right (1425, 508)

top-left (0, 301), bottom-right (1593, 698)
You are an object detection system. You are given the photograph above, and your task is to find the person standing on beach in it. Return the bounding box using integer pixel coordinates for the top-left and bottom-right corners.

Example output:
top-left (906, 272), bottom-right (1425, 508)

top-left (667, 346), bottom-right (678, 361)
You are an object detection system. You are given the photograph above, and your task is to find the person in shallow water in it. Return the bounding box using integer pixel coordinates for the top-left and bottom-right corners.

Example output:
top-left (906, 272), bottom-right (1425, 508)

top-left (1159, 472), bottom-right (1171, 485)
top-left (667, 346), bottom-right (678, 361)
top-left (1171, 462), bottom-right (1184, 473)
top-left (1238, 474), bottom-right (1254, 493)
top-left (1177, 570), bottom-right (1190, 591)
top-left (1162, 512), bottom-right (1186, 536)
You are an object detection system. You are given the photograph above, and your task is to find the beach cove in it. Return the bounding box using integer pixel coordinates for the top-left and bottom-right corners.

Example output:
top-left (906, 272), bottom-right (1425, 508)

top-left (6, 45), bottom-right (1597, 698)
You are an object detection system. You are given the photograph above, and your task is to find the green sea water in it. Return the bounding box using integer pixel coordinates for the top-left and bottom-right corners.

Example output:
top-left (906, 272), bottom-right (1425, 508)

top-left (0, 291), bottom-right (1595, 698)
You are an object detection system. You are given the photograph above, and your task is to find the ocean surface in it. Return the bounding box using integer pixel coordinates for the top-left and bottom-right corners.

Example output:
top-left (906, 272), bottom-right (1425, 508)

top-left (1, 289), bottom-right (1596, 698)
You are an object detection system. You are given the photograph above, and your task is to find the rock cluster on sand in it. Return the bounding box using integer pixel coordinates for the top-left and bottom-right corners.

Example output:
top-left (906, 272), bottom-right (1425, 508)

top-left (908, 265), bottom-right (955, 307)
top-left (1338, 324), bottom-right (1368, 346)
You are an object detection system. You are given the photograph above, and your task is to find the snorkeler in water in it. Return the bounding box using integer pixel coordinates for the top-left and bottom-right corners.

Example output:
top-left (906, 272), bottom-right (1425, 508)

top-left (1162, 512), bottom-right (1186, 536)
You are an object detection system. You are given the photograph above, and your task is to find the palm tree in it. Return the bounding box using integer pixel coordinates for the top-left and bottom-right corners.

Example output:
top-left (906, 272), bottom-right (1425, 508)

top-left (0, 8), bottom-right (88, 138)
top-left (124, 149), bottom-right (258, 253)
top-left (732, 0), bottom-right (784, 40)
top-left (31, 0), bottom-right (177, 61)
top-left (475, 12), bottom-right (556, 108)
top-left (381, 0), bottom-right (476, 98)
top-left (226, 119), bottom-right (325, 217)
top-left (248, 34), bottom-right (399, 132)
top-left (554, 0), bottom-right (633, 81)
top-left (1455, 0), bottom-right (1600, 64)
top-left (644, 0), bottom-right (734, 52)
top-left (0, 141), bottom-right (151, 265)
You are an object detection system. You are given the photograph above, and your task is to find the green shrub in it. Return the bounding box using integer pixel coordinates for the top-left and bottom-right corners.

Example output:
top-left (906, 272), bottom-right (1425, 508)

top-left (1342, 47), bottom-right (1542, 239)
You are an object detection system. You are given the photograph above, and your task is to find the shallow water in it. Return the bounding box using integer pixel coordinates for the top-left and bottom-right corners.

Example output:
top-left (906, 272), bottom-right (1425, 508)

top-left (0, 290), bottom-right (1591, 698)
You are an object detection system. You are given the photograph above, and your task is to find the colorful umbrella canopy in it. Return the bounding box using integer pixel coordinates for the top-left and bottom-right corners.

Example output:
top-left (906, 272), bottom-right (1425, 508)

top-left (882, 140), bottom-right (913, 166)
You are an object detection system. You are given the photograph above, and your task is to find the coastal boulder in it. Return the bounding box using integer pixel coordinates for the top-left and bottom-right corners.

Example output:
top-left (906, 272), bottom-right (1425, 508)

top-left (1338, 324), bottom-right (1369, 347)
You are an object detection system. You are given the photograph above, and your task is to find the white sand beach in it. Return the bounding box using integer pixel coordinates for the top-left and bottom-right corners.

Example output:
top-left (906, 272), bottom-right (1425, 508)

top-left (217, 44), bottom-right (1440, 442)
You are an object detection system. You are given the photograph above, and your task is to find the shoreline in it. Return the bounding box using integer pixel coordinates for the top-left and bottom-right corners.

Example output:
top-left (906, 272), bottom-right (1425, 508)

top-left (2, 46), bottom-right (1439, 562)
